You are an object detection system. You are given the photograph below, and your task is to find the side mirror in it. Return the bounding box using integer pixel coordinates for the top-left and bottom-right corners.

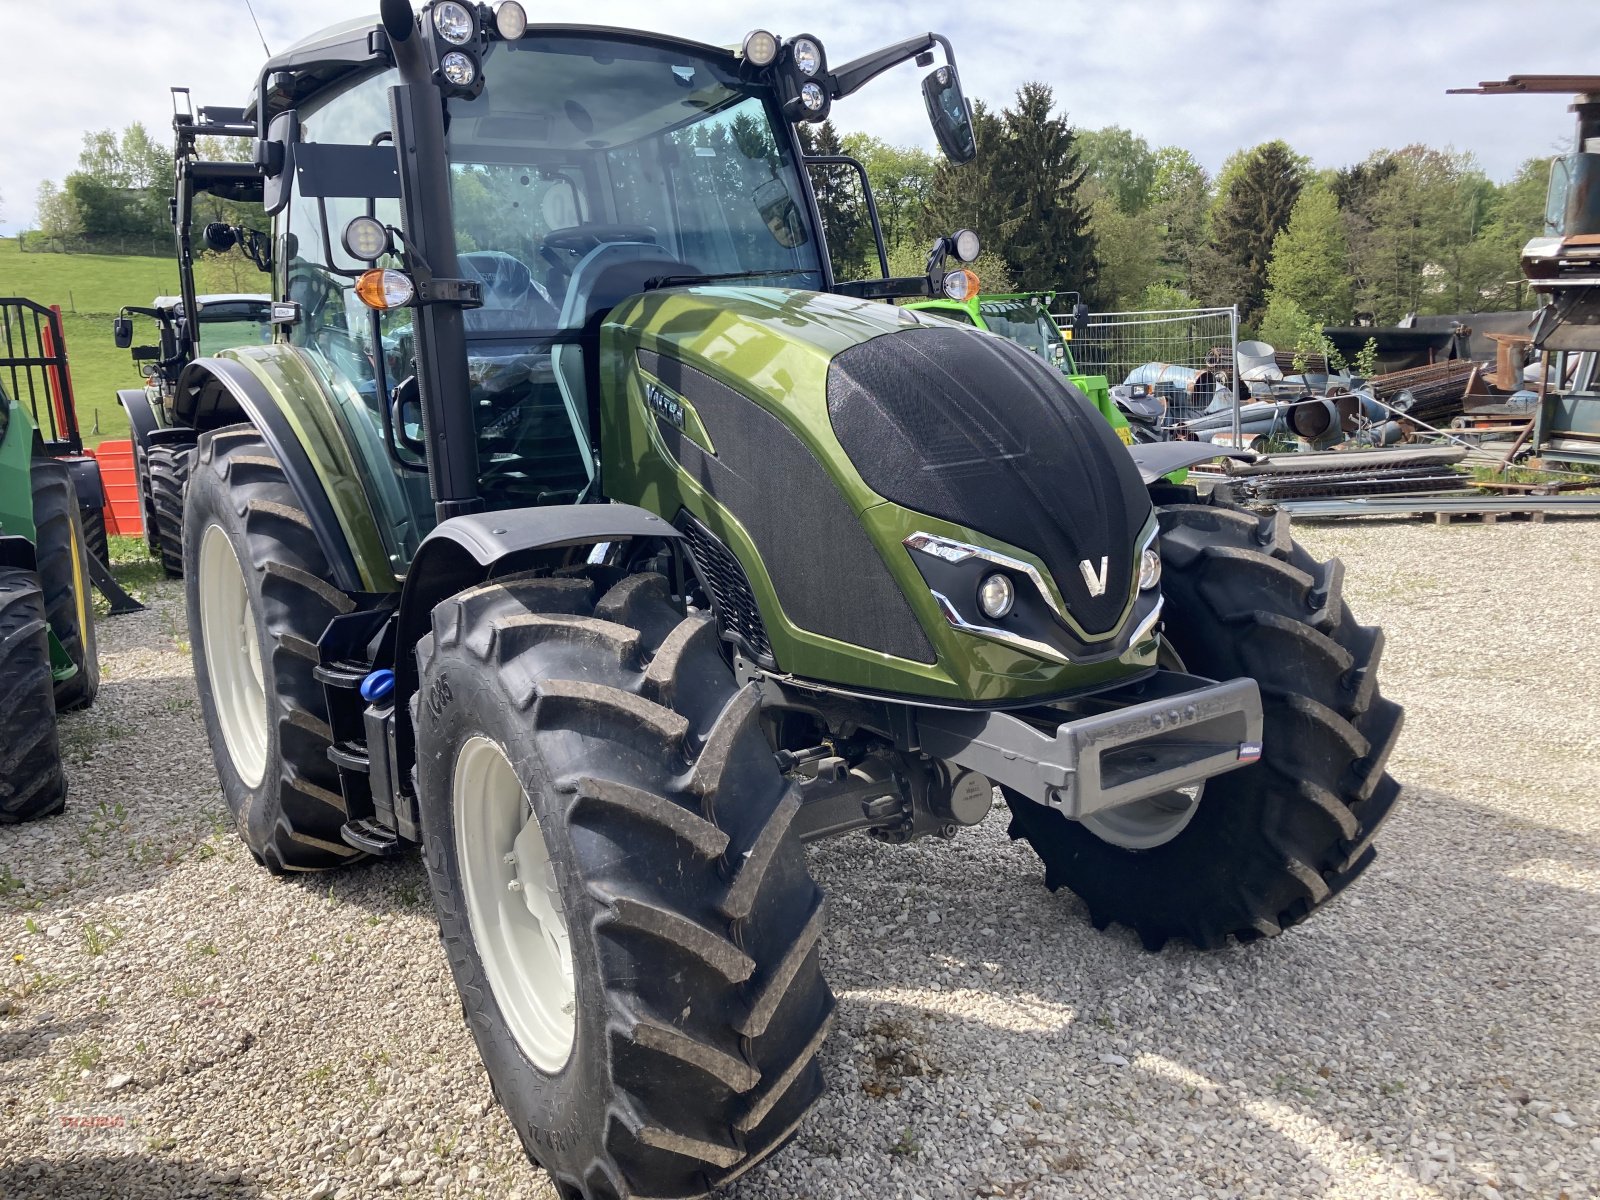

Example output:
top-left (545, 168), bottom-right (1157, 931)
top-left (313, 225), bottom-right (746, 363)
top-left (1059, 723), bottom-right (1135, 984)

top-left (113, 317), bottom-right (133, 349)
top-left (390, 375), bottom-right (426, 456)
top-left (922, 66), bottom-right (977, 164)
top-left (755, 178), bottom-right (809, 249)
top-left (261, 109), bottom-right (300, 217)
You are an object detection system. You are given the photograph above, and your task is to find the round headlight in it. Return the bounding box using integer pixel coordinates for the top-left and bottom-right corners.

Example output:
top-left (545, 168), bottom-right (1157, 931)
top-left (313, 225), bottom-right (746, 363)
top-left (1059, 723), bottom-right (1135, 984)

top-left (792, 38), bottom-right (823, 78)
top-left (943, 268), bottom-right (980, 302)
top-left (978, 573), bottom-right (1015, 620)
top-left (1139, 546), bottom-right (1162, 591)
top-left (800, 81), bottom-right (826, 113)
top-left (953, 229), bottom-right (982, 264)
top-left (433, 1), bottom-right (476, 45)
top-left (493, 1), bottom-right (527, 39)
top-left (742, 30), bottom-right (779, 67)
top-left (341, 215), bottom-right (390, 263)
top-left (440, 51), bottom-right (478, 87)
top-left (355, 269), bottom-right (416, 311)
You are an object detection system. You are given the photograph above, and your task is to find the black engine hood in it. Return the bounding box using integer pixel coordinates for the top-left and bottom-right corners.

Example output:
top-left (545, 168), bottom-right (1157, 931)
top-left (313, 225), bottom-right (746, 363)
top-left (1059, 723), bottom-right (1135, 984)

top-left (827, 327), bottom-right (1153, 639)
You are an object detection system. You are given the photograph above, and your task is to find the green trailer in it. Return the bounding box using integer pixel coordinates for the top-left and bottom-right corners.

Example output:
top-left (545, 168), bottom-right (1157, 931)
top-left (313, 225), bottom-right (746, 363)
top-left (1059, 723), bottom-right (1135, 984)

top-left (0, 298), bottom-right (104, 822)
top-left (160, 6), bottom-right (1403, 1194)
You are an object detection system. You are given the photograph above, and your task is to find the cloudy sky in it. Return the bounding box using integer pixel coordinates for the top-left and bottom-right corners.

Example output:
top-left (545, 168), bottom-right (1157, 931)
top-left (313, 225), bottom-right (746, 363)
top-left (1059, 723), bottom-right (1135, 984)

top-left (2, 0), bottom-right (1596, 235)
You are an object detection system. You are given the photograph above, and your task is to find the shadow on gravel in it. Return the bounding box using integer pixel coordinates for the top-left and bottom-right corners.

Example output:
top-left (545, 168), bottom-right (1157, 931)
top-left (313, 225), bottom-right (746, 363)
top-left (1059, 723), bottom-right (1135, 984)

top-left (0, 1155), bottom-right (260, 1200)
top-left (0, 1010), bottom-right (111, 1064)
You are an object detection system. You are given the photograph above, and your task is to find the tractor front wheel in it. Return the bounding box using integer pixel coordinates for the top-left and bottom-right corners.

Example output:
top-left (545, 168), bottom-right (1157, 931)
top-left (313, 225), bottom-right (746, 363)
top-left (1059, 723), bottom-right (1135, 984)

top-left (184, 424), bottom-right (362, 873)
top-left (1005, 494), bottom-right (1404, 951)
top-left (0, 567), bottom-right (67, 823)
top-left (415, 571), bottom-right (833, 1199)
top-left (32, 458), bottom-right (99, 712)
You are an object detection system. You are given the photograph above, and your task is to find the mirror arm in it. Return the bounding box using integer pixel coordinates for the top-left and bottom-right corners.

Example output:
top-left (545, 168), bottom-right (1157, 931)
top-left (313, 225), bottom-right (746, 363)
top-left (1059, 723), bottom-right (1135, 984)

top-left (830, 32), bottom-right (950, 100)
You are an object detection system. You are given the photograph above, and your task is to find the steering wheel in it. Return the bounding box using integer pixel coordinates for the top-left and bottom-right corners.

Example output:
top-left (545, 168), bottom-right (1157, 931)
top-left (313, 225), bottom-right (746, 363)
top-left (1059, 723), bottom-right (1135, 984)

top-left (542, 224), bottom-right (659, 256)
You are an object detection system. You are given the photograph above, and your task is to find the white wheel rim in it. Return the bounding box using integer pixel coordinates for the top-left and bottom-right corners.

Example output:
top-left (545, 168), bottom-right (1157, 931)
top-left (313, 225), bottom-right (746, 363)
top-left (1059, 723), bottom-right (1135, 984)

top-left (454, 736), bottom-right (576, 1073)
top-left (1079, 642), bottom-right (1204, 851)
top-left (198, 523), bottom-right (268, 788)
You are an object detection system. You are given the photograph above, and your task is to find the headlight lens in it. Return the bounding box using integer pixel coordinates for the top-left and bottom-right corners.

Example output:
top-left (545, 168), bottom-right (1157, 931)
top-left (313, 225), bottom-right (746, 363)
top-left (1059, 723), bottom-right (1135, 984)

top-left (1139, 546), bottom-right (1162, 591)
top-left (743, 30), bottom-right (779, 66)
top-left (943, 268), bottom-right (980, 302)
top-left (440, 51), bottom-right (477, 87)
top-left (433, 1), bottom-right (476, 44)
top-left (800, 81), bottom-right (826, 112)
top-left (978, 573), bottom-right (1015, 620)
top-left (792, 38), bottom-right (823, 77)
top-left (493, 1), bottom-right (527, 39)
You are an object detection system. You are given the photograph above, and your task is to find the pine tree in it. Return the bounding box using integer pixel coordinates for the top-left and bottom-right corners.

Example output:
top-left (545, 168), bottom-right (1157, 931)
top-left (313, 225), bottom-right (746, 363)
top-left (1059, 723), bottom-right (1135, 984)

top-left (800, 121), bottom-right (875, 280)
top-left (1195, 140), bottom-right (1303, 322)
top-left (992, 83), bottom-right (1096, 297)
top-left (918, 101), bottom-right (1007, 246)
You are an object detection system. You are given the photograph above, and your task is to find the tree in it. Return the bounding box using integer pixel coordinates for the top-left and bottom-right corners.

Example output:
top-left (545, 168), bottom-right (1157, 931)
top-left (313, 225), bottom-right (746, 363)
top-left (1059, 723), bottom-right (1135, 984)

top-left (991, 83), bottom-right (1096, 296)
top-left (842, 134), bottom-right (937, 259)
top-left (1084, 180), bottom-right (1164, 309)
top-left (55, 122), bottom-right (174, 246)
top-left (1148, 146), bottom-right (1210, 292)
top-left (1265, 182), bottom-right (1353, 326)
top-left (1194, 140), bottom-right (1304, 322)
top-left (1076, 126), bottom-right (1157, 215)
top-left (34, 181), bottom-right (83, 242)
top-left (799, 121), bottom-right (875, 281)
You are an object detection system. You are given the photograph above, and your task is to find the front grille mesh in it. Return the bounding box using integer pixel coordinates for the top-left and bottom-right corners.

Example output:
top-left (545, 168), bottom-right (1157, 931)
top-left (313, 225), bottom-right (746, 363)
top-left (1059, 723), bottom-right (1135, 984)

top-left (677, 514), bottom-right (774, 664)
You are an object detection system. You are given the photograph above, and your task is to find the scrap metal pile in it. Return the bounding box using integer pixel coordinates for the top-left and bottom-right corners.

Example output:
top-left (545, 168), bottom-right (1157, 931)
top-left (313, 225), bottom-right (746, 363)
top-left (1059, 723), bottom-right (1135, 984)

top-left (1211, 447), bottom-right (1472, 504)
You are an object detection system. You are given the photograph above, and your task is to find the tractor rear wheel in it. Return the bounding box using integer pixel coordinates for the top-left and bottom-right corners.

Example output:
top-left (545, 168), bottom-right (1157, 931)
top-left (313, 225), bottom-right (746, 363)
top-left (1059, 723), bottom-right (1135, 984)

top-left (184, 424), bottom-right (362, 873)
top-left (0, 566), bottom-right (67, 823)
top-left (31, 458), bottom-right (99, 712)
top-left (415, 571), bottom-right (833, 1199)
top-left (148, 438), bottom-right (195, 578)
top-left (1005, 493), bottom-right (1403, 951)
top-left (80, 501), bottom-right (109, 569)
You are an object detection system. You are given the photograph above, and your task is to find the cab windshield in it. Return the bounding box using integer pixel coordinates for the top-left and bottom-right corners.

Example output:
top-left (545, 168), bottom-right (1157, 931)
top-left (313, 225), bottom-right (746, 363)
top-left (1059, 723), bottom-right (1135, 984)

top-left (980, 298), bottom-right (1068, 366)
top-left (446, 35), bottom-right (824, 333)
top-left (193, 302), bottom-right (273, 357)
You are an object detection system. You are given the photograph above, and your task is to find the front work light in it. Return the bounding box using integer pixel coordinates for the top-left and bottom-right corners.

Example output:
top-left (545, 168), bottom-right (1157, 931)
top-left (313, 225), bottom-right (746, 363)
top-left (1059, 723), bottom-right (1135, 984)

top-left (433, 1), bottom-right (476, 44)
top-left (791, 37), bottom-right (823, 77)
top-left (952, 229), bottom-right (982, 264)
top-left (341, 215), bottom-right (391, 263)
top-left (742, 29), bottom-right (779, 66)
top-left (493, 1), bottom-right (527, 39)
top-left (440, 51), bottom-right (478, 87)
top-left (355, 269), bottom-right (416, 310)
top-left (943, 269), bottom-right (980, 301)
top-left (800, 81), bottom-right (826, 112)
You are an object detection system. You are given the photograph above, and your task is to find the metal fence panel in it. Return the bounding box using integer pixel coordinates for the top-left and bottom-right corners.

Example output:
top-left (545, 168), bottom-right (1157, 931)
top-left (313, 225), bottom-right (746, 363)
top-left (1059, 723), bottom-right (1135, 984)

top-left (1055, 306), bottom-right (1241, 440)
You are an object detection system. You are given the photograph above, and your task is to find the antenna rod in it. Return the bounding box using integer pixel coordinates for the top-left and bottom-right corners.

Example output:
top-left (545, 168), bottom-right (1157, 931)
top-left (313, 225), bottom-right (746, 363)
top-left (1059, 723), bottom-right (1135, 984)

top-left (243, 0), bottom-right (271, 58)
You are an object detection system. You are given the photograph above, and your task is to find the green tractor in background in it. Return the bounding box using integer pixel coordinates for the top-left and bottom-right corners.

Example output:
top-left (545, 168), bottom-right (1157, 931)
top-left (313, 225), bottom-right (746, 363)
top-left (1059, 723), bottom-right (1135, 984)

top-left (907, 290), bottom-right (1132, 442)
top-left (166, 5), bottom-right (1402, 1196)
top-left (113, 89), bottom-right (275, 578)
top-left (0, 299), bottom-right (103, 823)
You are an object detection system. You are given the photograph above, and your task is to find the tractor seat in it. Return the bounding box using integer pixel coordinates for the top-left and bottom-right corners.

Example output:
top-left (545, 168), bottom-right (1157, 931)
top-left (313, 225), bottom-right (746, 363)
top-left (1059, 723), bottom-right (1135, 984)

top-left (459, 251), bottom-right (559, 331)
top-left (552, 242), bottom-right (694, 459)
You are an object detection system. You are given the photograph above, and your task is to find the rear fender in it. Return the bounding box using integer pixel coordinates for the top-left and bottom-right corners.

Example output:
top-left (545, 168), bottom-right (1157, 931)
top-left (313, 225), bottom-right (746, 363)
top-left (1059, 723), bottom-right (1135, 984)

top-left (174, 352), bottom-right (392, 594)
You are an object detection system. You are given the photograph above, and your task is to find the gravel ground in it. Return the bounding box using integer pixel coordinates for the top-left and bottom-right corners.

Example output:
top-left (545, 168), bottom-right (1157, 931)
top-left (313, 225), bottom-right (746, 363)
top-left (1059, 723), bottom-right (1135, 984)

top-left (3, 519), bottom-right (1598, 1200)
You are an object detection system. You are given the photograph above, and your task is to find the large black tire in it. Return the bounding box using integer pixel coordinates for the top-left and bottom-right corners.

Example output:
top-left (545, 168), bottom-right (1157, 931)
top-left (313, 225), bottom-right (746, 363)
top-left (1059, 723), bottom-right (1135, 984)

top-left (0, 567), bottom-right (67, 823)
top-left (1005, 495), bottom-right (1404, 951)
top-left (148, 438), bottom-right (195, 578)
top-left (184, 424), bottom-right (362, 873)
top-left (31, 458), bottom-right (100, 712)
top-left (134, 438), bottom-right (160, 559)
top-left (415, 572), bottom-right (833, 1199)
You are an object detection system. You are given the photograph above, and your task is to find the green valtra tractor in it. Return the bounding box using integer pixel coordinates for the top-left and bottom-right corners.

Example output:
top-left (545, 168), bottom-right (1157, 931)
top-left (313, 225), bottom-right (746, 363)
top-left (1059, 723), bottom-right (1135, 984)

top-left (173, 5), bottom-right (1402, 1195)
top-left (906, 290), bottom-right (1133, 441)
top-left (0, 299), bottom-right (103, 822)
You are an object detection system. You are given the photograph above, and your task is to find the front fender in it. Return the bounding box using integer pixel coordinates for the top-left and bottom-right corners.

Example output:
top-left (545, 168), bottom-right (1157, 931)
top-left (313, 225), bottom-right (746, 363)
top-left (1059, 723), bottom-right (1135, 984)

top-left (118, 388), bottom-right (160, 454)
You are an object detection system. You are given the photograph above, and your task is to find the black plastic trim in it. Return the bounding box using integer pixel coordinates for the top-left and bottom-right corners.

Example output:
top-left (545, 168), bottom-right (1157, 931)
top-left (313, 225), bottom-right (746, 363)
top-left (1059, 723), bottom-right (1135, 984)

top-left (118, 388), bottom-right (160, 453)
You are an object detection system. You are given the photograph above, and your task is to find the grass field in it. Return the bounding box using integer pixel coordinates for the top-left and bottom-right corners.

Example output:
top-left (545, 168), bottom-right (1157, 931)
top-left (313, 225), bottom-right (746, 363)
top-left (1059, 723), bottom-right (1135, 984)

top-left (0, 238), bottom-right (179, 447)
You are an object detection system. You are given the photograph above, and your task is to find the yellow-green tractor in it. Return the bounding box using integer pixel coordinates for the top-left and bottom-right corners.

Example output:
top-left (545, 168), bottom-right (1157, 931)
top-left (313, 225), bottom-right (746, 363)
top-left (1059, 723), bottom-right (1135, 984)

top-left (165, 5), bottom-right (1402, 1195)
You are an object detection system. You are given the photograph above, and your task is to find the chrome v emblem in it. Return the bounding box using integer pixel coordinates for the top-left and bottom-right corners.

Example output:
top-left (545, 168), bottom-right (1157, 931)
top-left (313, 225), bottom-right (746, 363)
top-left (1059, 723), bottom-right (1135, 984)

top-left (1079, 557), bottom-right (1110, 598)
